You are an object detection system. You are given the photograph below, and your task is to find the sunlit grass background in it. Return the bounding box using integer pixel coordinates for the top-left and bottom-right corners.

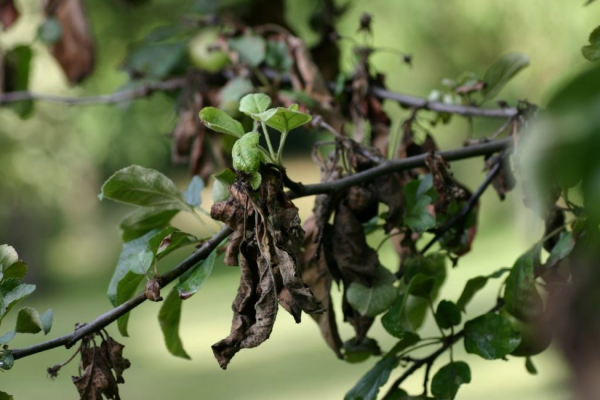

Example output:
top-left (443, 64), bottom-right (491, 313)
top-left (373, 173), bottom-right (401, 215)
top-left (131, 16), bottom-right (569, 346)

top-left (1, 0), bottom-right (594, 398)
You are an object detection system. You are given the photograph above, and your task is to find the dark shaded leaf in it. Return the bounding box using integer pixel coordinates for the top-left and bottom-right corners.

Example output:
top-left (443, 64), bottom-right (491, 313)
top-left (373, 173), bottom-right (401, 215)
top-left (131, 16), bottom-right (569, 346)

top-left (435, 300), bottom-right (461, 329)
top-left (2, 45), bottom-right (33, 118)
top-left (15, 307), bottom-right (50, 334)
top-left (0, 278), bottom-right (36, 325)
top-left (0, 391), bottom-right (13, 400)
top-left (431, 361), bottom-right (471, 400)
top-left (546, 231), bottom-right (574, 267)
top-left (582, 26), bottom-right (600, 62)
top-left (504, 246), bottom-right (543, 321)
top-left (119, 207), bottom-right (178, 242)
top-left (381, 288), bottom-right (413, 339)
top-left (343, 337), bottom-right (381, 363)
top-left (345, 355), bottom-right (398, 400)
top-left (158, 289), bottom-right (190, 359)
top-left (403, 178), bottom-right (435, 233)
top-left (347, 266), bottom-right (397, 317)
top-left (525, 356), bottom-right (538, 375)
top-left (229, 35), bottom-right (266, 67)
top-left (123, 41), bottom-right (186, 79)
top-left (456, 268), bottom-right (510, 311)
top-left (464, 313), bottom-right (521, 360)
top-left (265, 40), bottom-right (293, 72)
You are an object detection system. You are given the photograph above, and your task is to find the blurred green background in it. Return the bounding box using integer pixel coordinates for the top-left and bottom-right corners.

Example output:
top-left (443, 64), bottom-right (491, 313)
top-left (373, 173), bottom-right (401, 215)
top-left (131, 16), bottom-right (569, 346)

top-left (0, 0), bottom-right (595, 398)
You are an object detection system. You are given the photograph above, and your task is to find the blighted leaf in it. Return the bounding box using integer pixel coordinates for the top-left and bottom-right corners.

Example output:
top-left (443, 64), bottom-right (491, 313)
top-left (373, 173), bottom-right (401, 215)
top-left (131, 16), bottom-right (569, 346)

top-left (0, 278), bottom-right (36, 324)
top-left (239, 93), bottom-right (272, 116)
top-left (184, 176), bottom-right (204, 207)
top-left (254, 105), bottom-right (312, 133)
top-left (435, 300), bottom-right (461, 329)
top-left (99, 165), bottom-right (189, 211)
top-left (44, 0), bottom-right (94, 83)
top-left (0, 0), bottom-right (19, 31)
top-left (199, 107), bottom-right (244, 138)
top-left (525, 356), bottom-right (538, 375)
top-left (15, 307), bottom-right (52, 334)
top-left (176, 248), bottom-right (217, 299)
top-left (347, 266), bottom-right (397, 317)
top-left (232, 132), bottom-right (262, 173)
top-left (229, 35), bottom-right (266, 67)
top-left (582, 26), bottom-right (600, 62)
top-left (481, 53), bottom-right (530, 102)
top-left (431, 361), bottom-right (471, 400)
top-left (119, 207), bottom-right (179, 242)
top-left (38, 17), bottom-right (62, 44)
top-left (464, 313), bottom-right (521, 360)
top-left (212, 168), bottom-right (236, 202)
top-left (345, 355), bottom-right (398, 400)
top-left (156, 231), bottom-right (198, 257)
top-left (144, 279), bottom-right (162, 302)
top-left (158, 289), bottom-right (190, 359)
top-left (504, 246), bottom-right (543, 321)
top-left (546, 231), bottom-right (574, 267)
top-left (456, 268), bottom-right (510, 311)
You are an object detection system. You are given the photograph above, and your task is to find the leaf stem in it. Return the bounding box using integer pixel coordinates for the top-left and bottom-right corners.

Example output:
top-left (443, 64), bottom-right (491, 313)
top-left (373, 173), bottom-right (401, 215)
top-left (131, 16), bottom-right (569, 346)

top-left (261, 122), bottom-right (277, 160)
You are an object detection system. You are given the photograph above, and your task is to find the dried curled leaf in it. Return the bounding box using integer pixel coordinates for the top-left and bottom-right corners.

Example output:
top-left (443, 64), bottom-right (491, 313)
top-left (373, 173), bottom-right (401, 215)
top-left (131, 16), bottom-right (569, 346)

top-left (44, 0), bottom-right (95, 83)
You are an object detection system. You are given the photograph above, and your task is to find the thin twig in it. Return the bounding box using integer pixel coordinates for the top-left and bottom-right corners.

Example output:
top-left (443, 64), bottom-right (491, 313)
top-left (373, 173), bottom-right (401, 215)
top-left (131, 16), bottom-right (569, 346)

top-left (10, 138), bottom-right (513, 362)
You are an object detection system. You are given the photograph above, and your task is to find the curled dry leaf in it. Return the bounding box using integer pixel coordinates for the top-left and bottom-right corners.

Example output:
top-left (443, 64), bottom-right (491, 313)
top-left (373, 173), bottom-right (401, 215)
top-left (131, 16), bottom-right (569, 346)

top-left (144, 279), bottom-right (162, 302)
top-left (0, 0), bottom-right (18, 31)
top-left (486, 153), bottom-right (516, 201)
top-left (211, 167), bottom-right (324, 368)
top-left (44, 0), bottom-right (95, 84)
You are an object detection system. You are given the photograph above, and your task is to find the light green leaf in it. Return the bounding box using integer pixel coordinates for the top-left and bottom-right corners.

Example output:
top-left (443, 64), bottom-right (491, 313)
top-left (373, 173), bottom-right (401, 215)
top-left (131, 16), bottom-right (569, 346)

top-left (435, 300), bottom-right (461, 329)
top-left (254, 106), bottom-right (312, 133)
top-left (0, 279), bottom-right (36, 325)
top-left (456, 268), bottom-right (510, 311)
top-left (159, 289), bottom-right (190, 359)
top-left (504, 246), bottom-right (543, 321)
top-left (219, 77), bottom-right (253, 105)
top-left (199, 107), bottom-right (244, 138)
top-left (99, 165), bottom-right (188, 211)
top-left (0, 246), bottom-right (18, 270)
top-left (344, 354), bottom-right (398, 400)
top-left (250, 172), bottom-right (262, 190)
top-left (481, 52), bottom-right (530, 102)
top-left (119, 207), bottom-right (179, 242)
top-left (0, 331), bottom-right (15, 346)
top-left (546, 231), bottom-right (574, 267)
top-left (464, 313), bottom-right (521, 360)
top-left (116, 270), bottom-right (147, 337)
top-left (212, 168), bottom-right (236, 202)
top-left (176, 249), bottom-right (217, 300)
top-left (582, 26), bottom-right (600, 62)
top-left (347, 267), bottom-right (398, 317)
top-left (232, 132), bottom-right (263, 173)
top-left (239, 93), bottom-right (272, 116)
top-left (431, 361), bottom-right (471, 400)
top-left (184, 176), bottom-right (204, 207)
top-left (40, 309), bottom-right (53, 334)
top-left (15, 307), bottom-right (47, 334)
top-left (229, 35), bottom-right (266, 67)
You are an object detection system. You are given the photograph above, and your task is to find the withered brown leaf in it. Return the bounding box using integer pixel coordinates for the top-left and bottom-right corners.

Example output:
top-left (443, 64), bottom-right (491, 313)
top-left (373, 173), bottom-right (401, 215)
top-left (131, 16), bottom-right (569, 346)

top-left (44, 0), bottom-right (95, 84)
top-left (0, 0), bottom-right (18, 31)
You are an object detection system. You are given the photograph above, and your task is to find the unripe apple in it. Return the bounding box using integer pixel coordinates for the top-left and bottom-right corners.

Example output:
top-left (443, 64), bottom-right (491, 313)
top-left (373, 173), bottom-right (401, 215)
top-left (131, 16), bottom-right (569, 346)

top-left (188, 29), bottom-right (229, 72)
top-left (500, 309), bottom-right (552, 357)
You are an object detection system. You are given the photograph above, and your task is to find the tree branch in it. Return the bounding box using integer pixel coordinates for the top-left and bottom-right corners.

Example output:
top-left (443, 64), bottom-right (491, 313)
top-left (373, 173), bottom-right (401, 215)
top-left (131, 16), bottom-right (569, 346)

top-left (9, 137), bottom-right (513, 362)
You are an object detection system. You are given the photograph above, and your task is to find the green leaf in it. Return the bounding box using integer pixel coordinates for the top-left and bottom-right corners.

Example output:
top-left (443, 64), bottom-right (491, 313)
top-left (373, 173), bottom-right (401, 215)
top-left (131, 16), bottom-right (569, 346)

top-left (199, 107), bottom-right (244, 138)
top-left (40, 309), bottom-right (53, 334)
top-left (343, 337), bottom-right (381, 363)
top-left (265, 40), bottom-right (293, 72)
top-left (228, 35), bottom-right (266, 67)
top-left (176, 249), bottom-right (217, 300)
top-left (38, 17), bottom-right (62, 44)
top-left (0, 331), bottom-right (15, 346)
top-left (504, 246), bottom-right (543, 321)
top-left (0, 246), bottom-right (18, 270)
top-left (219, 77), bottom-right (253, 105)
top-left (481, 52), bottom-right (530, 102)
top-left (387, 333), bottom-right (421, 356)
top-left (116, 269), bottom-right (148, 336)
top-left (3, 45), bottom-right (34, 118)
top-left (250, 172), bottom-right (262, 190)
top-left (2, 261), bottom-right (27, 281)
top-left (525, 356), bottom-right (538, 375)
top-left (464, 313), bottom-right (521, 360)
top-left (156, 231), bottom-right (198, 258)
top-left (0, 391), bottom-right (14, 400)
top-left (158, 289), bottom-right (190, 359)
top-left (212, 168), bottom-right (236, 202)
top-left (0, 350), bottom-right (14, 371)
top-left (546, 231), bottom-right (574, 267)
top-left (119, 207), bottom-right (179, 242)
top-left (431, 361), bottom-right (471, 400)
top-left (122, 41), bottom-right (187, 79)
top-left (344, 355), bottom-right (398, 400)
top-left (15, 307), bottom-right (44, 334)
top-left (582, 26), bottom-right (600, 62)
top-left (403, 178), bottom-right (436, 233)
top-left (381, 288), bottom-right (414, 339)
top-left (184, 176), bottom-right (204, 207)
top-left (456, 268), bottom-right (510, 311)
top-left (232, 132), bottom-right (263, 173)
top-left (99, 165), bottom-right (189, 211)
top-left (435, 300), bottom-right (461, 329)
top-left (254, 106), bottom-right (312, 133)
top-left (0, 279), bottom-right (36, 325)
top-left (347, 266), bottom-right (398, 317)
top-left (239, 93), bottom-right (272, 116)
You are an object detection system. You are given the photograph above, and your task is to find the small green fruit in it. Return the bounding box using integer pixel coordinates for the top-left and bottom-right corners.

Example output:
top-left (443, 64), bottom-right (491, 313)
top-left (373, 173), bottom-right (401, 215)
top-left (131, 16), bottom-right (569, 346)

top-left (501, 309), bottom-right (552, 357)
top-left (188, 29), bottom-right (229, 72)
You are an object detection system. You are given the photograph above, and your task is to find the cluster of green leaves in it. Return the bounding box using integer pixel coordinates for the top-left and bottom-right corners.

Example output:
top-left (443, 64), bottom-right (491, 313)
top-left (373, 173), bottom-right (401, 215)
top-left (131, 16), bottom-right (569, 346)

top-left (199, 93), bottom-right (312, 195)
top-left (0, 245), bottom-right (53, 372)
top-left (99, 166), bottom-right (218, 358)
top-left (428, 53), bottom-right (529, 124)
